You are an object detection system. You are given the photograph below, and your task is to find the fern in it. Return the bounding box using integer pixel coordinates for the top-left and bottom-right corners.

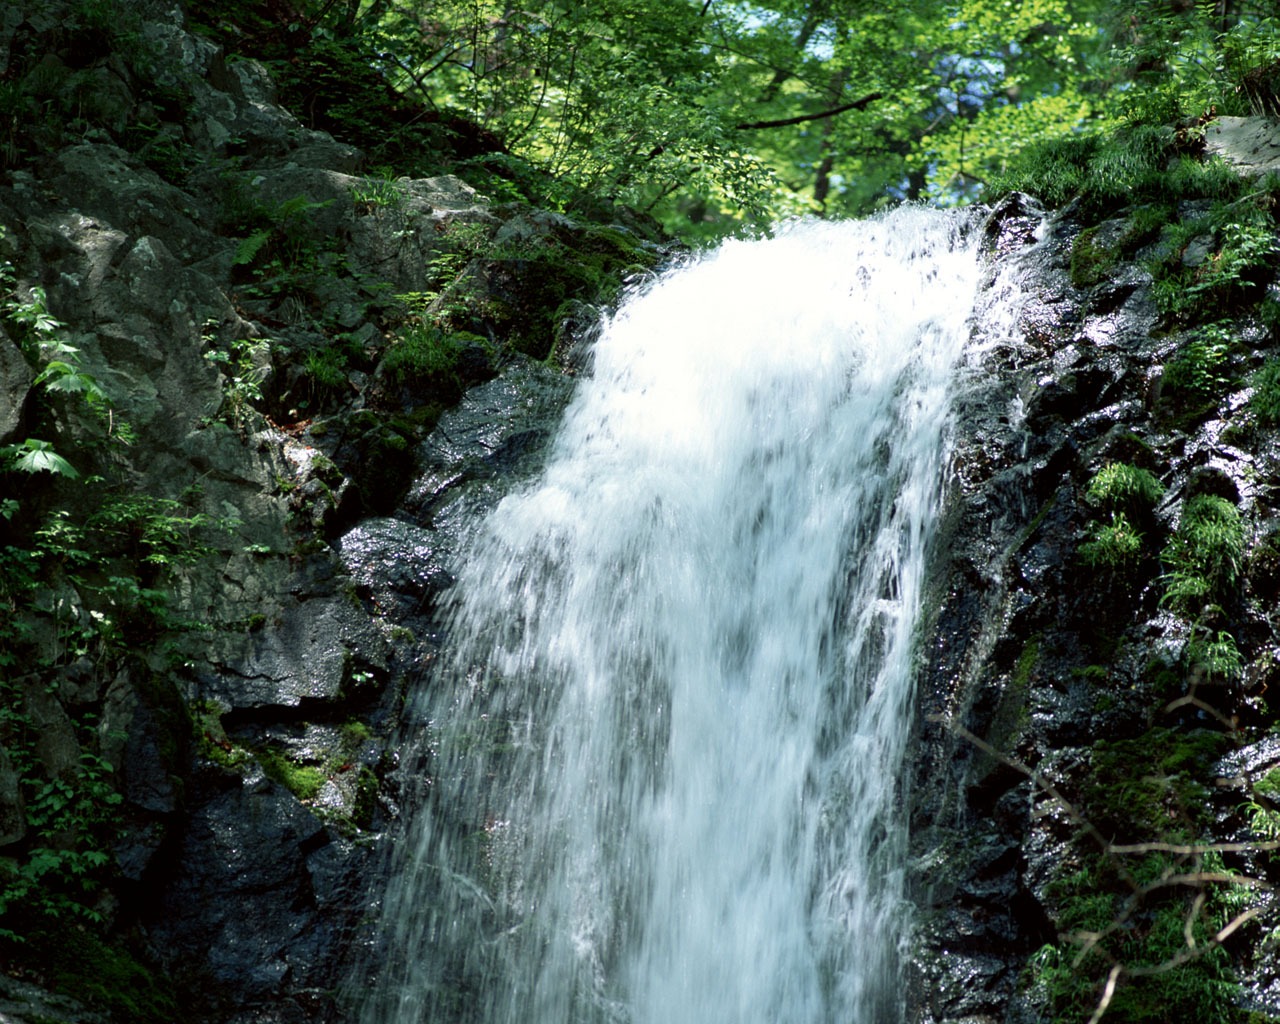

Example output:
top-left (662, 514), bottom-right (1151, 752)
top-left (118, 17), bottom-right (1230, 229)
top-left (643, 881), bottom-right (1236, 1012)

top-left (233, 228), bottom-right (272, 266)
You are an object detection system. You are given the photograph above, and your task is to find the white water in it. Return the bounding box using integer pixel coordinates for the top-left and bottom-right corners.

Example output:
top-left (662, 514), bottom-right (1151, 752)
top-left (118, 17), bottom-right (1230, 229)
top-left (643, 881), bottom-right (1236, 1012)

top-left (362, 208), bottom-right (987, 1024)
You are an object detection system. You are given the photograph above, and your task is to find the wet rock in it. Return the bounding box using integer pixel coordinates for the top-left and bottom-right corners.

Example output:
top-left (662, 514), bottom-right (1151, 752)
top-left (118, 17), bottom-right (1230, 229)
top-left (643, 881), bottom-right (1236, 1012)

top-left (147, 767), bottom-right (332, 1001)
top-left (203, 589), bottom-right (389, 710)
top-left (336, 517), bottom-right (454, 620)
top-left (405, 356), bottom-right (575, 525)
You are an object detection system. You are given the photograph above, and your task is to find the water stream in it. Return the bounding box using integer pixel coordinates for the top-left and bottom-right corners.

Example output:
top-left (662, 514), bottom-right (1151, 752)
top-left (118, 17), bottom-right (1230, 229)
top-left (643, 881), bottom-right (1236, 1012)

top-left (360, 207), bottom-right (990, 1024)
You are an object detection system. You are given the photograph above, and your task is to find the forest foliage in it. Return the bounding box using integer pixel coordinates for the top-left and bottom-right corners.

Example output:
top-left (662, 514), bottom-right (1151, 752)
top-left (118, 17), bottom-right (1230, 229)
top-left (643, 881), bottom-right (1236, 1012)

top-left (191, 0), bottom-right (1280, 239)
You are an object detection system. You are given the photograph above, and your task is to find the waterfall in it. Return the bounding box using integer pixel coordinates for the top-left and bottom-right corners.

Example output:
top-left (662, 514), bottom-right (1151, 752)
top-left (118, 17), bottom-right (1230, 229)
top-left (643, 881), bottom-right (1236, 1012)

top-left (359, 207), bottom-right (988, 1024)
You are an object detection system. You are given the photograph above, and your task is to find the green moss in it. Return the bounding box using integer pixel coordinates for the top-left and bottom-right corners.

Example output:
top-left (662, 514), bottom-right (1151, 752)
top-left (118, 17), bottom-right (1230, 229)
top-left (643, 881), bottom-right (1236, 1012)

top-left (1073, 664), bottom-right (1111, 685)
top-left (257, 747), bottom-right (325, 802)
top-left (1086, 727), bottom-right (1229, 839)
top-left (1254, 767), bottom-right (1280, 799)
top-left (340, 720), bottom-right (372, 747)
top-left (5, 924), bottom-right (179, 1024)
top-left (1070, 225), bottom-right (1117, 288)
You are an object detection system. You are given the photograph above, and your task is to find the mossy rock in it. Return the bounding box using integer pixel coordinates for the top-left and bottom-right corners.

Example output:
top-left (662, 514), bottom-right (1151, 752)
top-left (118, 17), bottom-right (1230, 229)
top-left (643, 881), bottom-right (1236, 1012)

top-left (2, 924), bottom-right (179, 1024)
top-left (1083, 727), bottom-right (1229, 839)
top-left (1070, 225), bottom-right (1118, 289)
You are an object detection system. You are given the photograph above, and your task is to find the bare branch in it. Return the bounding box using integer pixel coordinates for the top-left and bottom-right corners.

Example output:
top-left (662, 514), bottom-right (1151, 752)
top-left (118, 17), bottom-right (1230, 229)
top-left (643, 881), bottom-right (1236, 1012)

top-left (1108, 839), bottom-right (1280, 854)
top-left (735, 93), bottom-right (883, 130)
top-left (1086, 964), bottom-right (1124, 1024)
top-left (1126, 908), bottom-right (1264, 978)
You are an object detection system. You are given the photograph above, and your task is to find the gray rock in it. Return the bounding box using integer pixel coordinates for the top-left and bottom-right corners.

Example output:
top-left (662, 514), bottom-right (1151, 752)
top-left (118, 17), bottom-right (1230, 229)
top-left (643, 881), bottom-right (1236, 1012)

top-left (0, 743), bottom-right (25, 847)
top-left (1204, 115), bottom-right (1280, 178)
top-left (21, 676), bottom-right (81, 780)
top-left (0, 974), bottom-right (108, 1024)
top-left (203, 591), bottom-right (389, 710)
top-left (98, 668), bottom-right (184, 816)
top-left (0, 323), bottom-right (31, 443)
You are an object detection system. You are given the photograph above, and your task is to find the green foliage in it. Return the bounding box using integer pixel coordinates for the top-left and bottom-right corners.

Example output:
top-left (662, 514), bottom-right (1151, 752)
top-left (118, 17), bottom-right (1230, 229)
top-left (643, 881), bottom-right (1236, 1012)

top-left (0, 437), bottom-right (80, 478)
top-left (1150, 196), bottom-right (1280, 323)
top-left (0, 742), bottom-right (124, 939)
top-left (382, 325), bottom-right (469, 385)
top-left (204, 333), bottom-right (268, 432)
top-left (1108, 1), bottom-right (1280, 124)
top-left (191, 0), bottom-right (1141, 234)
top-left (1079, 463), bottom-right (1165, 570)
top-left (1161, 494), bottom-right (1245, 615)
top-left (1087, 728), bottom-right (1228, 838)
top-left (351, 171), bottom-right (403, 210)
top-left (1080, 512), bottom-right (1145, 569)
top-left (1247, 359), bottom-right (1280, 425)
top-left (1159, 324), bottom-right (1237, 413)
top-left (87, 493), bottom-right (236, 571)
top-left (1032, 851), bottom-right (1241, 1024)
top-left (990, 126), bottom-right (1250, 221)
top-left (1086, 462), bottom-right (1166, 516)
top-left (223, 190), bottom-right (341, 307)
top-left (1184, 629), bottom-right (1243, 683)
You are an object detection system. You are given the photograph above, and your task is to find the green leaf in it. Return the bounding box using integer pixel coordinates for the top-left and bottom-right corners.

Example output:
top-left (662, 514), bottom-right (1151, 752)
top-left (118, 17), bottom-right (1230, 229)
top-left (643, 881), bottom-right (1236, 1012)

top-left (1, 439), bottom-right (80, 479)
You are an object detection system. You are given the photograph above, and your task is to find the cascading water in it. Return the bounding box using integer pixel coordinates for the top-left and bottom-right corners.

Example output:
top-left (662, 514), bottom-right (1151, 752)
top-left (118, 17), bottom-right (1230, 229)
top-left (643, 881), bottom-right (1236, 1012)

top-left (359, 207), bottom-right (990, 1024)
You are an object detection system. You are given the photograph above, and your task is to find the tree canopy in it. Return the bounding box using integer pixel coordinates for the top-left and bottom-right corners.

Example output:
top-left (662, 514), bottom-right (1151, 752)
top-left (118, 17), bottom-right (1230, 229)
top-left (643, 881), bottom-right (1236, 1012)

top-left (193, 0), bottom-right (1280, 240)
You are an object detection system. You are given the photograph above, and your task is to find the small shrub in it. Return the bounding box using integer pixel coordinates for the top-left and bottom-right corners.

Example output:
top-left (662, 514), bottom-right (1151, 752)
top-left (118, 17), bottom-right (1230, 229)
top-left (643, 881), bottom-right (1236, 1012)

top-left (1080, 512), bottom-right (1145, 569)
top-left (382, 324), bottom-right (465, 384)
top-left (1184, 629), bottom-right (1243, 683)
top-left (1161, 494), bottom-right (1245, 614)
top-left (1248, 360), bottom-right (1280, 425)
top-left (1150, 197), bottom-right (1278, 322)
top-left (1159, 323), bottom-right (1236, 417)
top-left (305, 347), bottom-right (348, 388)
top-left (1086, 463), bottom-right (1165, 515)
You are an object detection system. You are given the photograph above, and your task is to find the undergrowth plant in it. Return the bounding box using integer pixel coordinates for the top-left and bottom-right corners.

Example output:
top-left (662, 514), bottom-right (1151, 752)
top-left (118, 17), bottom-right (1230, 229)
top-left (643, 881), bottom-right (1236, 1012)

top-left (1158, 322), bottom-right (1238, 418)
top-left (1079, 463), bottom-right (1165, 570)
top-left (1248, 360), bottom-right (1280, 425)
top-left (1150, 194), bottom-right (1280, 323)
top-left (1161, 493), bottom-right (1245, 616)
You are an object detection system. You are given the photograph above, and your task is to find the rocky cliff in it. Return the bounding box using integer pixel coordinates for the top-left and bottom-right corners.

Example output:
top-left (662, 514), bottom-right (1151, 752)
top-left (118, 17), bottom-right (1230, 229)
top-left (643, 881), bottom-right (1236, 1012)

top-left (0, 3), bottom-right (657, 1021)
top-left (910, 156), bottom-right (1280, 1022)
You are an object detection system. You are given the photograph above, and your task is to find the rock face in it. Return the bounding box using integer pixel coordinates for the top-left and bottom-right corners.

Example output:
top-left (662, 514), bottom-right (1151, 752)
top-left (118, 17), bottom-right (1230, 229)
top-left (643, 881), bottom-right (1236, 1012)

top-left (908, 185), bottom-right (1280, 1022)
top-left (0, 2), bottom-right (656, 1021)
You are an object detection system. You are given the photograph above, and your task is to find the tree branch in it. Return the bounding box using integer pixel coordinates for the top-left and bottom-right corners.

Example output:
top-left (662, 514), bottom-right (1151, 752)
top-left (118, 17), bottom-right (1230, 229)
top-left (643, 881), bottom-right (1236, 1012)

top-left (734, 92), bottom-right (883, 130)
